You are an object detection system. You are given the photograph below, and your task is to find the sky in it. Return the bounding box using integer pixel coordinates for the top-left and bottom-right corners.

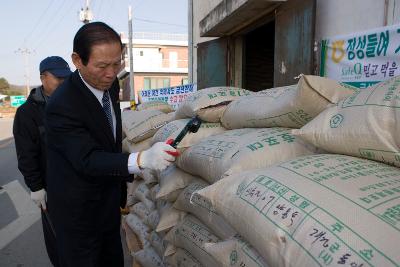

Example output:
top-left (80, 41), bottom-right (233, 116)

top-left (0, 0), bottom-right (188, 86)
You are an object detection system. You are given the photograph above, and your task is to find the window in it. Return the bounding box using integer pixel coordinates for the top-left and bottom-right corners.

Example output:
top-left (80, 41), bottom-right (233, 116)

top-left (143, 77), bottom-right (171, 90)
top-left (182, 77), bottom-right (189, 85)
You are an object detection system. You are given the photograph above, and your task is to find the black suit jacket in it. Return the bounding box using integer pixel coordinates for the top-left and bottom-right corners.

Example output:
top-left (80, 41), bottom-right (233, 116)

top-left (45, 70), bottom-right (130, 235)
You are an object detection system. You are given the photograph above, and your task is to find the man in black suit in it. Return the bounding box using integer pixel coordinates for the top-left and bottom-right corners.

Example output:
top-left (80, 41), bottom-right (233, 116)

top-left (45, 22), bottom-right (177, 267)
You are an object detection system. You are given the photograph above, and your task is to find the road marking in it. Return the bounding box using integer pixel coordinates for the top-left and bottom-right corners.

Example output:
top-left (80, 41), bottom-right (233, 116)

top-left (0, 180), bottom-right (40, 250)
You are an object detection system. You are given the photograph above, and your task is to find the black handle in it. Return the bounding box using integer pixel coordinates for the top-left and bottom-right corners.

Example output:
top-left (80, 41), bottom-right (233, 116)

top-left (170, 116), bottom-right (202, 148)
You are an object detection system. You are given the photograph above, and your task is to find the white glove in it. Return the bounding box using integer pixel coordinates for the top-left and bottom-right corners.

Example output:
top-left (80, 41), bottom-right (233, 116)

top-left (138, 142), bottom-right (177, 172)
top-left (31, 189), bottom-right (47, 210)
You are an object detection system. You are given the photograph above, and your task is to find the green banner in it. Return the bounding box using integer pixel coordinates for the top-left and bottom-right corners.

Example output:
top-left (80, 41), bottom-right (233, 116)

top-left (10, 95), bottom-right (26, 107)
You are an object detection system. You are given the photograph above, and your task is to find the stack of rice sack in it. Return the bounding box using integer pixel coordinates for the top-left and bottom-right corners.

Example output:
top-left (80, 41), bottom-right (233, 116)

top-left (158, 77), bottom-right (360, 266)
top-left (121, 101), bottom-right (174, 154)
top-left (189, 75), bottom-right (400, 267)
top-left (120, 91), bottom-right (236, 266)
top-left (220, 75), bottom-right (355, 129)
top-left (138, 81), bottom-right (348, 267)
top-left (152, 87), bottom-right (248, 266)
top-left (121, 101), bottom-right (173, 266)
top-left (195, 153), bottom-right (400, 266)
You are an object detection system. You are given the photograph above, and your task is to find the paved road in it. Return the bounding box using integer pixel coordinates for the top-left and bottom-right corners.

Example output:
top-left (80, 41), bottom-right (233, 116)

top-left (0, 118), bottom-right (131, 266)
top-left (0, 118), bottom-right (51, 266)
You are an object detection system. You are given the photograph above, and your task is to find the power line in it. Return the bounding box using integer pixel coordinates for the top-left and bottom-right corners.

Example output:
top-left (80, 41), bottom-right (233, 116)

top-left (33, 0), bottom-right (78, 51)
top-left (133, 0), bottom-right (146, 10)
top-left (104, 0), bottom-right (115, 21)
top-left (96, 0), bottom-right (105, 20)
top-left (21, 0), bottom-right (55, 46)
top-left (134, 17), bottom-right (187, 28)
top-left (30, 0), bottom-right (69, 49)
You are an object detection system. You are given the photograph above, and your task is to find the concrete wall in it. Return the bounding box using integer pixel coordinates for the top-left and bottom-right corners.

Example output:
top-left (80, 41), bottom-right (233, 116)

top-left (160, 46), bottom-right (188, 68)
top-left (189, 0), bottom-right (400, 85)
top-left (316, 0), bottom-right (400, 40)
top-left (189, 0), bottom-right (221, 83)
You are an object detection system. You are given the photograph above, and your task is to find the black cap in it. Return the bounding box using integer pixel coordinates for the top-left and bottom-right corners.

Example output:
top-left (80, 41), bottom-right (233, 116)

top-left (39, 56), bottom-right (72, 78)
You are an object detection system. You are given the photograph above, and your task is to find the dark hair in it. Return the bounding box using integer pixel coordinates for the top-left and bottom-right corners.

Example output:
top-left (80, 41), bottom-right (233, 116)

top-left (73, 22), bottom-right (122, 65)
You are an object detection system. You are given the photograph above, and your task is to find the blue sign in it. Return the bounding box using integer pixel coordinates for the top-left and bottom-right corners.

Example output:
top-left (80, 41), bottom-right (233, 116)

top-left (139, 84), bottom-right (197, 109)
top-left (10, 95), bottom-right (26, 107)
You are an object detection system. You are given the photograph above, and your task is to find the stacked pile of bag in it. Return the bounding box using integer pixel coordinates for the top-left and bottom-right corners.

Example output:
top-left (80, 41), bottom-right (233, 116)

top-left (193, 76), bottom-right (400, 266)
top-left (122, 76), bottom-right (400, 266)
top-left (157, 77), bottom-right (357, 267)
top-left (121, 101), bottom-right (174, 266)
top-left (121, 91), bottom-right (237, 266)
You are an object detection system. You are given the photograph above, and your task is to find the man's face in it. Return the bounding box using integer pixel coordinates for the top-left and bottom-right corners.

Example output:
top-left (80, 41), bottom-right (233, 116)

top-left (40, 72), bottom-right (65, 96)
top-left (74, 42), bottom-right (122, 91)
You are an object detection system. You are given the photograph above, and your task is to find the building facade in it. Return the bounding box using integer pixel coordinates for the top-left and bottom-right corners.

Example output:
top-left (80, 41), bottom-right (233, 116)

top-left (118, 32), bottom-right (189, 101)
top-left (189, 0), bottom-right (400, 91)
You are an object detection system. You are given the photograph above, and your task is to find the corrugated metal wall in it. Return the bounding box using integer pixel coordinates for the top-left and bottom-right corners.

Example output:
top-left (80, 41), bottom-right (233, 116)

top-left (274, 0), bottom-right (316, 86)
top-left (197, 37), bottom-right (228, 89)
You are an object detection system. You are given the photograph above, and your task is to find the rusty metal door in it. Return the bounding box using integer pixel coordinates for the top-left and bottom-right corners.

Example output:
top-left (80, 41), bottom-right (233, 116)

top-left (197, 37), bottom-right (228, 89)
top-left (274, 0), bottom-right (316, 87)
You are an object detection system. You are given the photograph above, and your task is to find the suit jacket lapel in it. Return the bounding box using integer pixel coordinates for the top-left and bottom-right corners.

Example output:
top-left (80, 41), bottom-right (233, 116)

top-left (72, 72), bottom-right (116, 148)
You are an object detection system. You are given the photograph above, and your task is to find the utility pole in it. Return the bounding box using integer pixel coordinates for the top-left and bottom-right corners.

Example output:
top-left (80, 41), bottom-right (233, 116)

top-left (128, 6), bottom-right (137, 104)
top-left (79, 0), bottom-right (93, 24)
top-left (188, 0), bottom-right (193, 84)
top-left (15, 48), bottom-right (34, 96)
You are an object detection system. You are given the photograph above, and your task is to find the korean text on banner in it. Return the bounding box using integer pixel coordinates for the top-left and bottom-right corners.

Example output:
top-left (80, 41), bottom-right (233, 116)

top-left (139, 84), bottom-right (197, 110)
top-left (320, 23), bottom-right (400, 88)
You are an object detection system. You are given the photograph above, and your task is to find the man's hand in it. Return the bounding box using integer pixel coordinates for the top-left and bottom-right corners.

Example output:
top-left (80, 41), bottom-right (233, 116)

top-left (31, 189), bottom-right (47, 210)
top-left (138, 142), bottom-right (178, 171)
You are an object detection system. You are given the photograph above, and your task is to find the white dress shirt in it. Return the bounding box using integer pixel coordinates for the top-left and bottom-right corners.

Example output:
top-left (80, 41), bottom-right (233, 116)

top-left (79, 71), bottom-right (141, 174)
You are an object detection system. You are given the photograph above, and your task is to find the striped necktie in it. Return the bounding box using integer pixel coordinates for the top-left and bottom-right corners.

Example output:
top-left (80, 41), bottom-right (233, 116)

top-left (102, 90), bottom-right (114, 134)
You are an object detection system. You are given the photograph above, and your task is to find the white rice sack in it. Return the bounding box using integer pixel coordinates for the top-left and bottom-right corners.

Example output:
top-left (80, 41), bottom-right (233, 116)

top-left (152, 119), bottom-right (226, 148)
top-left (137, 100), bottom-right (174, 114)
top-left (293, 76), bottom-right (400, 167)
top-left (176, 128), bottom-right (319, 182)
top-left (122, 216), bottom-right (142, 254)
top-left (149, 184), bottom-right (160, 202)
top-left (133, 246), bottom-right (164, 267)
top-left (122, 137), bottom-right (153, 153)
top-left (156, 165), bottom-right (199, 202)
top-left (156, 198), bottom-right (169, 215)
top-left (134, 181), bottom-right (150, 200)
top-left (125, 213), bottom-right (150, 248)
top-left (122, 110), bottom-right (174, 143)
top-left (142, 198), bottom-right (155, 211)
top-left (174, 180), bottom-right (236, 240)
top-left (130, 202), bottom-right (151, 221)
top-left (164, 248), bottom-right (203, 267)
top-left (144, 210), bottom-right (160, 231)
top-left (156, 205), bottom-right (186, 233)
top-left (196, 154), bottom-right (400, 267)
top-left (175, 87), bottom-right (252, 122)
top-left (221, 75), bottom-right (355, 129)
top-left (138, 169), bottom-right (158, 185)
top-left (134, 181), bottom-right (155, 210)
top-left (164, 243), bottom-right (176, 257)
top-left (126, 180), bottom-right (141, 207)
top-left (204, 235), bottom-right (268, 267)
top-left (129, 202), bottom-right (157, 231)
top-left (164, 215), bottom-right (220, 267)
top-left (147, 231), bottom-right (167, 258)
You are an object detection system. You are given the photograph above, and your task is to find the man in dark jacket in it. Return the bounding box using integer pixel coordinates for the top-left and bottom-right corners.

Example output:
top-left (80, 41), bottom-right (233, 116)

top-left (45, 22), bottom-right (178, 267)
top-left (13, 56), bottom-right (72, 266)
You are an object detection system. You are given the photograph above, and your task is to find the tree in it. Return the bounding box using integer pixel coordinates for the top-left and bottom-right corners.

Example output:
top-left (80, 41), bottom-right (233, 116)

top-left (0, 77), bottom-right (10, 93)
